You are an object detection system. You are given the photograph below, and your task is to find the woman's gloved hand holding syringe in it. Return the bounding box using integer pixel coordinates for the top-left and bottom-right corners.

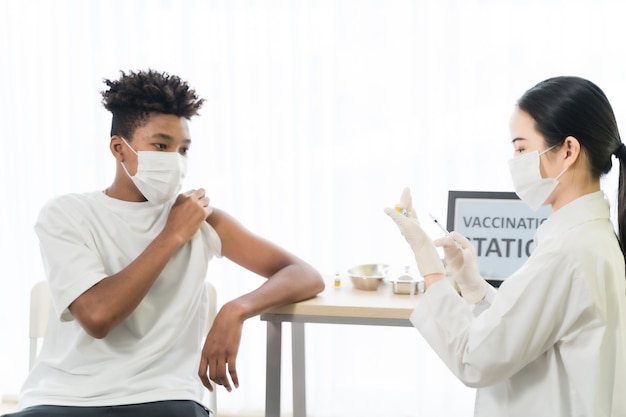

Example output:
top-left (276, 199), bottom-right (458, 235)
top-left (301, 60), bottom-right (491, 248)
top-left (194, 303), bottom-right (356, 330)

top-left (384, 187), bottom-right (490, 303)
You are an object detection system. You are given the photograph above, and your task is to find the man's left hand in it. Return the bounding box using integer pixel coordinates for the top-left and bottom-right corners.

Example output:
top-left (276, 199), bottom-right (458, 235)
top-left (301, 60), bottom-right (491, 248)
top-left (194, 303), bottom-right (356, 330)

top-left (198, 303), bottom-right (244, 392)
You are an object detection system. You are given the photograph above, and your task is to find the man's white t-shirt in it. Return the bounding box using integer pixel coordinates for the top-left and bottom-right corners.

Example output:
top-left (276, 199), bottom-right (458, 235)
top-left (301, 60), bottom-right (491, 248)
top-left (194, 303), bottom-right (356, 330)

top-left (19, 191), bottom-right (222, 409)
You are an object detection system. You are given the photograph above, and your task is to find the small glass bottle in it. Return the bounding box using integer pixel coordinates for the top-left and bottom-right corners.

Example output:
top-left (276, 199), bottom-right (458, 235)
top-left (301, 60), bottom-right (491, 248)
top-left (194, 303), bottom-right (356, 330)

top-left (333, 273), bottom-right (341, 288)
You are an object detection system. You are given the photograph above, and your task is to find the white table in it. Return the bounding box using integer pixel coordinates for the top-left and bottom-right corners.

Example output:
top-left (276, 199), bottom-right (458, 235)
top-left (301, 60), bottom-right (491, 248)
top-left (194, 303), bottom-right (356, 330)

top-left (260, 279), bottom-right (422, 417)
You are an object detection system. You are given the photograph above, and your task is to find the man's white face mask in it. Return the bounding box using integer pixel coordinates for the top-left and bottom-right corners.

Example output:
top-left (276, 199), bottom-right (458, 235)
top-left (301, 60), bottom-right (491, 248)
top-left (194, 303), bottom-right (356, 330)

top-left (508, 145), bottom-right (568, 211)
top-left (119, 137), bottom-right (187, 205)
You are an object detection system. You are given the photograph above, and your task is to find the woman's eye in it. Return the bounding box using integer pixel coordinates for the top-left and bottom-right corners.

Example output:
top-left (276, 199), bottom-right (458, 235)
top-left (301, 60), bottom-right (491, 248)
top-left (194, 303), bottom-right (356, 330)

top-left (179, 147), bottom-right (189, 155)
top-left (155, 143), bottom-right (167, 150)
top-left (515, 148), bottom-right (525, 154)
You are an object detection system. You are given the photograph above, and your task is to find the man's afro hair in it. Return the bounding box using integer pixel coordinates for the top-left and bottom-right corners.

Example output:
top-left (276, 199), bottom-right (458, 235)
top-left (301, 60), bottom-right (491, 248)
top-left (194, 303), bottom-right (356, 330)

top-left (101, 69), bottom-right (205, 138)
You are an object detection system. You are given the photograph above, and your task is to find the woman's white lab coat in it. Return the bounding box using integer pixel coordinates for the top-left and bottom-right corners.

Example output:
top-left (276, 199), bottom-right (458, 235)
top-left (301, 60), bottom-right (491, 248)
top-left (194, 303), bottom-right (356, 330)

top-left (412, 191), bottom-right (626, 417)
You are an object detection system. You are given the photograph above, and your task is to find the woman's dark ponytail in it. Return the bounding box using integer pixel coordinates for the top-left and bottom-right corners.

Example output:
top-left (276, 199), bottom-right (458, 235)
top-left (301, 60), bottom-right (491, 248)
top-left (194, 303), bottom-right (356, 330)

top-left (614, 144), bottom-right (626, 261)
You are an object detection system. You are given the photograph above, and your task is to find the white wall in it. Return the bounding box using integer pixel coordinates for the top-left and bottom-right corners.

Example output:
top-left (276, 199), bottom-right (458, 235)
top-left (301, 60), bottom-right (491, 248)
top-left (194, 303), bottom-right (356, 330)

top-left (2, 1), bottom-right (626, 415)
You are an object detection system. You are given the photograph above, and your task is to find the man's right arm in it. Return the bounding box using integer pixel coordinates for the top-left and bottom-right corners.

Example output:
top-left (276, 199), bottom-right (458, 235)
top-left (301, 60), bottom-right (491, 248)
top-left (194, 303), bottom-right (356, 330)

top-left (68, 189), bottom-right (211, 339)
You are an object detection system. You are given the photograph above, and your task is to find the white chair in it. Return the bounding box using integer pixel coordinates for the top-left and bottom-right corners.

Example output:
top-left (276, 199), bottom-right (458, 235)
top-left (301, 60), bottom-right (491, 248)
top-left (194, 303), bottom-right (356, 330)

top-left (28, 280), bottom-right (218, 415)
top-left (29, 280), bottom-right (51, 370)
top-left (203, 281), bottom-right (218, 415)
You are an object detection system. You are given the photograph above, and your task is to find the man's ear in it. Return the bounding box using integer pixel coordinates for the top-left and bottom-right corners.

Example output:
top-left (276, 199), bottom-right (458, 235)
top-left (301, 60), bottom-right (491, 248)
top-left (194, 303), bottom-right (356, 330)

top-left (562, 136), bottom-right (581, 168)
top-left (109, 136), bottom-right (125, 162)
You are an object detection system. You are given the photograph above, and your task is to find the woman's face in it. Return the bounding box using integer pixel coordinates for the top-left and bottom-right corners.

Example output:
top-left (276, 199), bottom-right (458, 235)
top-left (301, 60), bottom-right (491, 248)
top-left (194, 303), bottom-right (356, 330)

top-left (509, 107), bottom-right (562, 180)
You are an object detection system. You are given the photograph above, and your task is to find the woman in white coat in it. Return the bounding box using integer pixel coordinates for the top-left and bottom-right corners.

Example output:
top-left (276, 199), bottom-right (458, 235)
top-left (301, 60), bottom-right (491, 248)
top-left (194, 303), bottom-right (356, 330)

top-left (386, 76), bottom-right (626, 416)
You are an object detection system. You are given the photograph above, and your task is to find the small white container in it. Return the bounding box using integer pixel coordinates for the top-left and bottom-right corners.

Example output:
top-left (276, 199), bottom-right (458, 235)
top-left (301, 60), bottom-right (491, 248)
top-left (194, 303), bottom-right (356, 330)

top-left (387, 265), bottom-right (424, 294)
top-left (390, 279), bottom-right (421, 294)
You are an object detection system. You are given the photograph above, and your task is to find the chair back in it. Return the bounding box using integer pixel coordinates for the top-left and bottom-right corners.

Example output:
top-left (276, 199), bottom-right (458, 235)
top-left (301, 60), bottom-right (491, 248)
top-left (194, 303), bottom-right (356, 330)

top-left (29, 280), bottom-right (51, 370)
top-left (203, 280), bottom-right (218, 414)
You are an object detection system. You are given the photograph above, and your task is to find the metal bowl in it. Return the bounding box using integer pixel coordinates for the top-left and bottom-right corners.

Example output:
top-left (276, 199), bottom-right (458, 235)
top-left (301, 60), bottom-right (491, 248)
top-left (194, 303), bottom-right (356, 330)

top-left (347, 263), bottom-right (389, 290)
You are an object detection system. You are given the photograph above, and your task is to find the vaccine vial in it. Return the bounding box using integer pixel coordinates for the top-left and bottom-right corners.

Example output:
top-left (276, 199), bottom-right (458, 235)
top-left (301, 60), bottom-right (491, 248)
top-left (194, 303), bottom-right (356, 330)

top-left (334, 274), bottom-right (341, 288)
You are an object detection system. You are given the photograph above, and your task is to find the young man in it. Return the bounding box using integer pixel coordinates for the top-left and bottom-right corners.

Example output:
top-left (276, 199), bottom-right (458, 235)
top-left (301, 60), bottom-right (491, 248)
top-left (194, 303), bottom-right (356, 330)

top-left (7, 70), bottom-right (324, 417)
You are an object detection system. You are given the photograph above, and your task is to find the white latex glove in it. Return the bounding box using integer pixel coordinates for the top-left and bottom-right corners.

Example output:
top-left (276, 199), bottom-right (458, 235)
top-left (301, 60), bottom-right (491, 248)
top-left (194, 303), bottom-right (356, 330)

top-left (434, 231), bottom-right (490, 304)
top-left (384, 188), bottom-right (445, 277)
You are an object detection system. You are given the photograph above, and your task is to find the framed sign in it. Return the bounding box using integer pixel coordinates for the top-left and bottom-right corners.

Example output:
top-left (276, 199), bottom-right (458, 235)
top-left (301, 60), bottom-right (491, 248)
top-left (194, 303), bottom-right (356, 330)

top-left (446, 191), bottom-right (552, 286)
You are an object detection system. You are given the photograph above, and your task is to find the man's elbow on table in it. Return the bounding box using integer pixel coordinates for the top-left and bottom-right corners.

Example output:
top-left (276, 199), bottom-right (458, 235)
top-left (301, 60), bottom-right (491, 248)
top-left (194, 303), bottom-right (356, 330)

top-left (288, 261), bottom-right (325, 301)
top-left (302, 264), bottom-right (325, 297)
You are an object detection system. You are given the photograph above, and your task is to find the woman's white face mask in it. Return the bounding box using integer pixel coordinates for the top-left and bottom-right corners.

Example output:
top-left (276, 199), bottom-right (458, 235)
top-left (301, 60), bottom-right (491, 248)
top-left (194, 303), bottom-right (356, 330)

top-left (119, 137), bottom-right (187, 205)
top-left (508, 145), bottom-right (568, 211)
